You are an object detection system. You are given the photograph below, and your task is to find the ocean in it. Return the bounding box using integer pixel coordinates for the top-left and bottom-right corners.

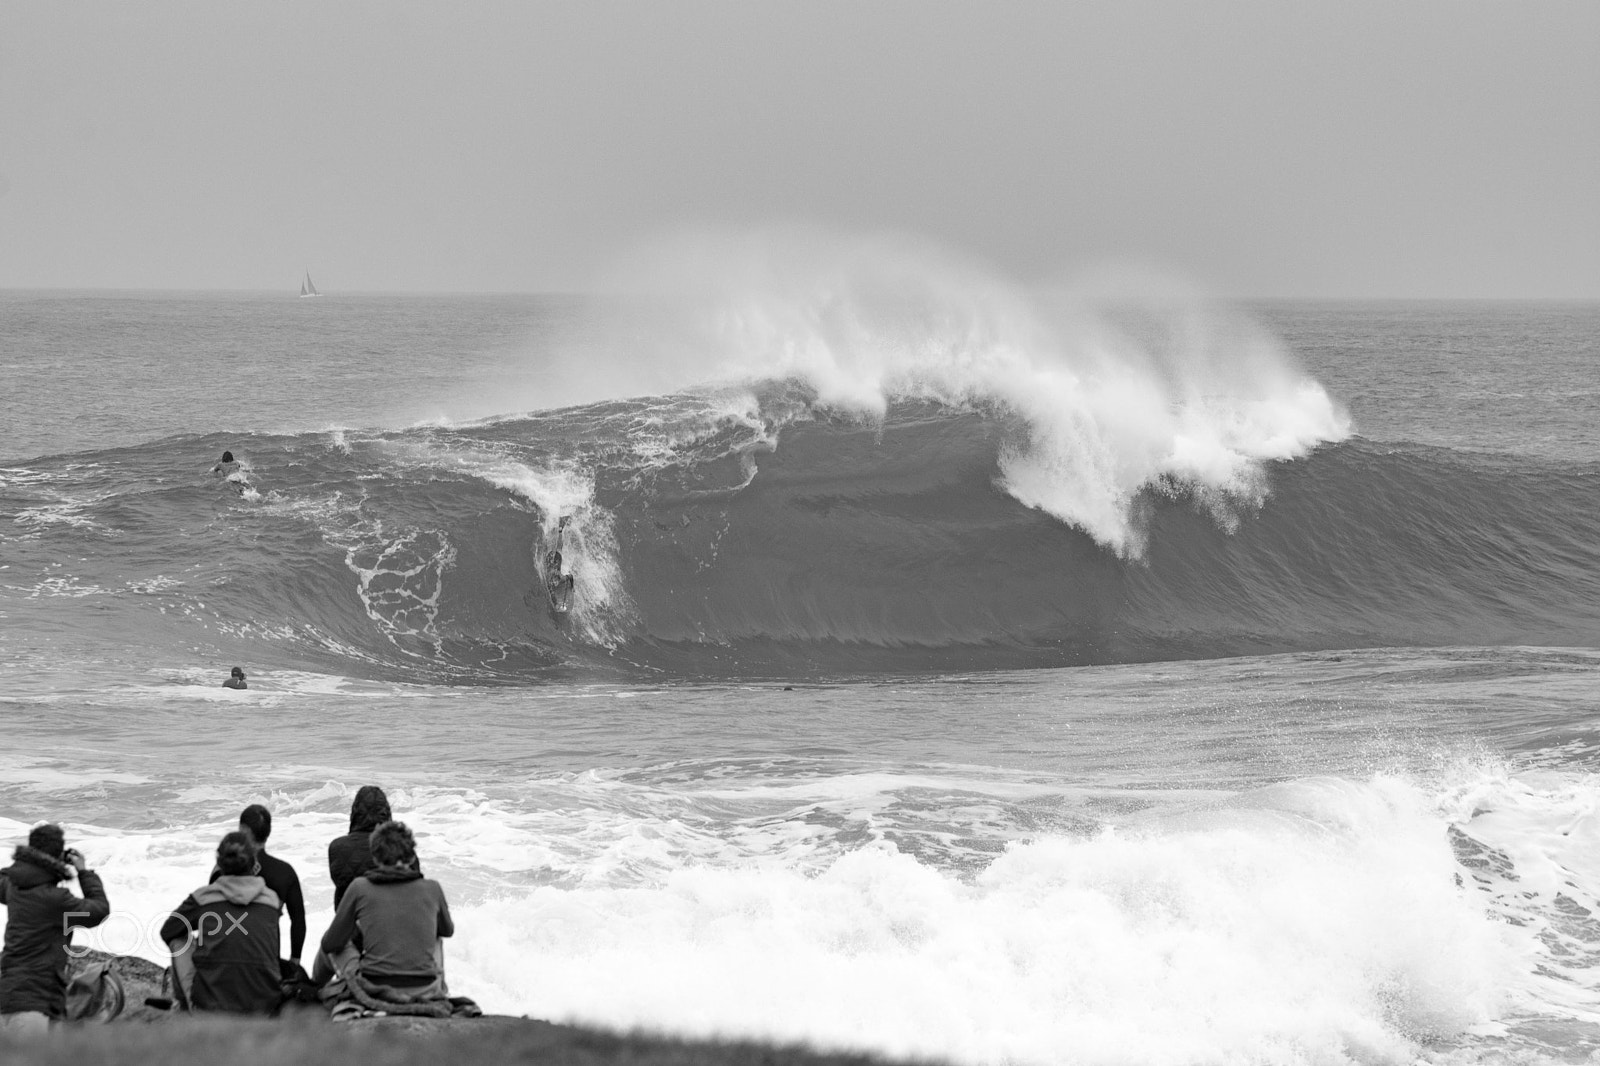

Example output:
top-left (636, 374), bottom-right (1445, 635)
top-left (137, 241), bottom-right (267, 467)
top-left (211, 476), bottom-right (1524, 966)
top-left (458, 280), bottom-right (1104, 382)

top-left (1, 285), bottom-right (1598, 1065)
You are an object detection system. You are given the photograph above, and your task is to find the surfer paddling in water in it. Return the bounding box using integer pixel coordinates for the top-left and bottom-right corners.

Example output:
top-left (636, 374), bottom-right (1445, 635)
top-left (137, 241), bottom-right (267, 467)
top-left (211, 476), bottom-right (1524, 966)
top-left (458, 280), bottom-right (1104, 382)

top-left (210, 450), bottom-right (252, 496)
top-left (545, 516), bottom-right (575, 614)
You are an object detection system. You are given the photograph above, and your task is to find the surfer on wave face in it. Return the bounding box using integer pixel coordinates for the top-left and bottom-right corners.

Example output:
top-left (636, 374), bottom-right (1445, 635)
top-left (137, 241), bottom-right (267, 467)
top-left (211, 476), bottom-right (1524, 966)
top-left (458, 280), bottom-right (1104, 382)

top-left (545, 516), bottom-right (575, 612)
top-left (211, 451), bottom-right (239, 476)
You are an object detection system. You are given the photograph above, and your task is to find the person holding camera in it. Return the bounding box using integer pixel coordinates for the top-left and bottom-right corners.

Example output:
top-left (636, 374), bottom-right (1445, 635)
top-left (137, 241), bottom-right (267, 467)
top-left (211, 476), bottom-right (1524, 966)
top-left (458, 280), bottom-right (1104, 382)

top-left (0, 824), bottom-right (111, 1036)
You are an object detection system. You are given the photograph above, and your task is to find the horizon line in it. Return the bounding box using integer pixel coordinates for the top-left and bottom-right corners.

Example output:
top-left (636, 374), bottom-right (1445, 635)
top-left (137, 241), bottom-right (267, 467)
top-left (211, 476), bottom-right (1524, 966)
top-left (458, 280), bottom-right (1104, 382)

top-left (2, 286), bottom-right (1597, 304)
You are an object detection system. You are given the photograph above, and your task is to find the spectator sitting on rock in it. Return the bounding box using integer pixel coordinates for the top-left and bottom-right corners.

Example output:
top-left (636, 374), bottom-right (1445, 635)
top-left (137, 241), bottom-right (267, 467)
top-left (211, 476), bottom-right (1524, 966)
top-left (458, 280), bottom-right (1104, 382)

top-left (314, 820), bottom-right (454, 1012)
top-left (208, 804), bottom-right (305, 967)
top-left (161, 831), bottom-right (280, 1014)
top-left (329, 785), bottom-right (424, 907)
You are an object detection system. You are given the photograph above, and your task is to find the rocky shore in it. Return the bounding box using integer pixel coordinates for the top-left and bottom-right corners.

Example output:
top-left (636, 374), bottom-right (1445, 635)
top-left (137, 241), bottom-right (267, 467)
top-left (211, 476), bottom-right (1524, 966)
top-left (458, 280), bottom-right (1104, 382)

top-left (0, 952), bottom-right (915, 1066)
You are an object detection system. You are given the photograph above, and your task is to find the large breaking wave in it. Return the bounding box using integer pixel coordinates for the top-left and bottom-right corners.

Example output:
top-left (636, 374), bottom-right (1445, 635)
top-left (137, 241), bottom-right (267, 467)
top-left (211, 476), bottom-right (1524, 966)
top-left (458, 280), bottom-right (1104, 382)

top-left (4, 392), bottom-right (1599, 681)
top-left (558, 231), bottom-right (1351, 557)
top-left (4, 240), bottom-right (1597, 679)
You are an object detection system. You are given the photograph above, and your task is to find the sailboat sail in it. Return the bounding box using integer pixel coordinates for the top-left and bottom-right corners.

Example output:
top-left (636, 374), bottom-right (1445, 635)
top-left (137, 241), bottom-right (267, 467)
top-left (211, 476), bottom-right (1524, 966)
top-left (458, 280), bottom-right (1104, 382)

top-left (299, 271), bottom-right (321, 298)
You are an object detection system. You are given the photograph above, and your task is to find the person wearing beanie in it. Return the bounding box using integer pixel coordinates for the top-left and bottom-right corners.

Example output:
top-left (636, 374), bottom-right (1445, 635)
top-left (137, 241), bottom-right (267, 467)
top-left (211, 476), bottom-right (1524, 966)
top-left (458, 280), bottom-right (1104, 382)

top-left (160, 830), bottom-right (281, 1014)
top-left (0, 823), bottom-right (111, 1034)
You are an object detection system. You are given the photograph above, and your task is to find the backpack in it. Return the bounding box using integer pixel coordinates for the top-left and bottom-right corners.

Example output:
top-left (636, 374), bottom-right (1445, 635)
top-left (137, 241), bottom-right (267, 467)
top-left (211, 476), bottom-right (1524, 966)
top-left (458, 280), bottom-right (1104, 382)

top-left (275, 958), bottom-right (323, 1015)
top-left (64, 961), bottom-right (125, 1022)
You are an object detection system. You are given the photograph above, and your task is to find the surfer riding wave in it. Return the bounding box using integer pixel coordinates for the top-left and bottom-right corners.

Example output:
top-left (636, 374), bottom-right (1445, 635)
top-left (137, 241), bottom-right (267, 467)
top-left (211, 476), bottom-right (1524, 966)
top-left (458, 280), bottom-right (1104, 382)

top-left (545, 516), bottom-right (575, 614)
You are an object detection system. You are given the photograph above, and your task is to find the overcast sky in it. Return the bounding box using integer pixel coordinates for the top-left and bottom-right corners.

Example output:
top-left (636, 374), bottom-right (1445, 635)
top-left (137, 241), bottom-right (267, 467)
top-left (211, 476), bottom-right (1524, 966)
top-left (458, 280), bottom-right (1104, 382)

top-left (1, 1), bottom-right (1595, 297)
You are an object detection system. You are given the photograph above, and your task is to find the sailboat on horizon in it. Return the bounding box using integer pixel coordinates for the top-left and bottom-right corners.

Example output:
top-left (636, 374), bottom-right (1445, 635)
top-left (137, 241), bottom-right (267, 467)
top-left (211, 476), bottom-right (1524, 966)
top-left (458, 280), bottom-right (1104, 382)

top-left (299, 270), bottom-right (321, 298)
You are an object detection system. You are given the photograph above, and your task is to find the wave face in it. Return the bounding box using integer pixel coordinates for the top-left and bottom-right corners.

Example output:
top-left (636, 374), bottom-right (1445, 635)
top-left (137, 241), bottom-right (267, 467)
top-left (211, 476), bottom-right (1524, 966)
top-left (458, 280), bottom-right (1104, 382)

top-left (3, 390), bottom-right (1598, 681)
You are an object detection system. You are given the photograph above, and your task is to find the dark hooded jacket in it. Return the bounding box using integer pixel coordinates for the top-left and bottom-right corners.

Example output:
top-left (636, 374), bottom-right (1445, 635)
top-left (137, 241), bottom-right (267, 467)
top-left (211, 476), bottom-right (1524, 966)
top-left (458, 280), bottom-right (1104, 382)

top-left (327, 788), bottom-right (420, 907)
top-left (209, 849), bottom-right (306, 960)
top-left (160, 875), bottom-right (281, 1014)
top-left (0, 846), bottom-right (111, 1017)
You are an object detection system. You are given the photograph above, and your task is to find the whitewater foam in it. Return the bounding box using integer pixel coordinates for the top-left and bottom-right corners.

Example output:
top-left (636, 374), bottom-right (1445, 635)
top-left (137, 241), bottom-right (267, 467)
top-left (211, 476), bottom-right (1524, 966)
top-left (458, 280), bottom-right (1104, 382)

top-left (36, 766), bottom-right (1594, 1066)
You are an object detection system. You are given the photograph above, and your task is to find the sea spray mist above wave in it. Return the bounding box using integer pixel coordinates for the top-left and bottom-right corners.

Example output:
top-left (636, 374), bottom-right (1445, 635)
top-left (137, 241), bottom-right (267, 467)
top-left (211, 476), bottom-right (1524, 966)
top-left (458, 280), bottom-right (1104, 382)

top-left (560, 229), bottom-right (1352, 554)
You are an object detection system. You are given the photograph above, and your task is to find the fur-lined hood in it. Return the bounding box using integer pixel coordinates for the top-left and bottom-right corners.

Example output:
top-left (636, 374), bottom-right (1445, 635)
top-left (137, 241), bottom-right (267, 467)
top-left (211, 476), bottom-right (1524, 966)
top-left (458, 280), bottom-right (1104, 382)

top-left (2, 845), bottom-right (73, 887)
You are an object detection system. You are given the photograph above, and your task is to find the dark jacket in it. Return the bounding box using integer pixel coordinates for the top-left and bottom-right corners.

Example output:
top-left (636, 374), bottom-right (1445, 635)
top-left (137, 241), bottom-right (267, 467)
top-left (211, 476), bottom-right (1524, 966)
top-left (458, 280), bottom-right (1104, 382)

top-left (160, 875), bottom-right (281, 1014)
top-left (329, 836), bottom-right (425, 910)
top-left (0, 846), bottom-right (111, 1018)
top-left (327, 832), bottom-right (375, 910)
top-left (209, 849), bottom-right (306, 959)
top-left (320, 865), bottom-right (453, 981)
top-left (328, 788), bottom-right (399, 908)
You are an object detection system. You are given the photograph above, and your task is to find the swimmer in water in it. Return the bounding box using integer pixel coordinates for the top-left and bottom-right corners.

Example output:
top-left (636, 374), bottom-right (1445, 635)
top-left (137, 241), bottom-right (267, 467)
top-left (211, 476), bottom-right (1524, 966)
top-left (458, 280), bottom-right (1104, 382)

top-left (211, 451), bottom-right (240, 476)
top-left (222, 666), bottom-right (248, 690)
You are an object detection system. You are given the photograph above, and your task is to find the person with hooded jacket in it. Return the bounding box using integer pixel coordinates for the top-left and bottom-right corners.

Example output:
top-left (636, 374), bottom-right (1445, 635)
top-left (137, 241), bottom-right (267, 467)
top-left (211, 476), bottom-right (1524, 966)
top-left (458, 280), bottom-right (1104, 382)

top-left (314, 820), bottom-right (453, 1014)
top-left (160, 831), bottom-right (280, 1014)
top-left (0, 824), bottom-right (111, 1034)
top-left (328, 785), bottom-right (419, 908)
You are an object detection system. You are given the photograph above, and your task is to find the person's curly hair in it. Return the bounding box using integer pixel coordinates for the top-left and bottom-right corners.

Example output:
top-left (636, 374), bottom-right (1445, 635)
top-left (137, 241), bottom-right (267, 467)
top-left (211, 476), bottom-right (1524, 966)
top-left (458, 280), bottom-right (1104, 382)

top-left (368, 820), bottom-right (418, 868)
top-left (216, 830), bottom-right (256, 876)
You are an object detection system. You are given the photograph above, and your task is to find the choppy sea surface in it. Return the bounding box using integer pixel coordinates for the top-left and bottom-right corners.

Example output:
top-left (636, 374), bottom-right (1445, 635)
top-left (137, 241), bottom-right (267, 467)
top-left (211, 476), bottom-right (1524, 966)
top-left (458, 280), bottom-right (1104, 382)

top-left (1, 284), bottom-right (1597, 1065)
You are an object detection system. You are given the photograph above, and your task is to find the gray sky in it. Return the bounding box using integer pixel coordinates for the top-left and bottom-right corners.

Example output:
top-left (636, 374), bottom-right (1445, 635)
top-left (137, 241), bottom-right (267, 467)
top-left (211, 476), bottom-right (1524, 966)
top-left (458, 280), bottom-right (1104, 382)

top-left (1, 1), bottom-right (1595, 297)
